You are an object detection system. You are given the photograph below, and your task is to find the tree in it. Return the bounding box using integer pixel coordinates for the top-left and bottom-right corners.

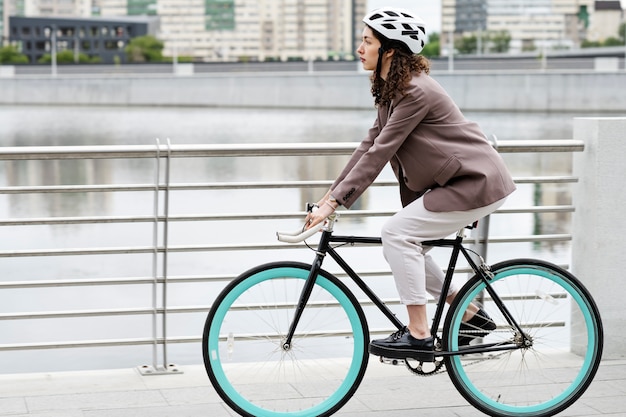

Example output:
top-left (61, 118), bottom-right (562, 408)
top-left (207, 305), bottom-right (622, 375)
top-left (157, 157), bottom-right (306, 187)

top-left (37, 50), bottom-right (93, 64)
top-left (125, 35), bottom-right (164, 63)
top-left (456, 34), bottom-right (478, 54)
top-left (581, 39), bottom-right (601, 48)
top-left (489, 31), bottom-right (511, 53)
top-left (422, 32), bottom-right (440, 57)
top-left (581, 23), bottom-right (626, 48)
top-left (453, 30), bottom-right (512, 55)
top-left (0, 45), bottom-right (29, 64)
top-left (603, 37), bottom-right (623, 47)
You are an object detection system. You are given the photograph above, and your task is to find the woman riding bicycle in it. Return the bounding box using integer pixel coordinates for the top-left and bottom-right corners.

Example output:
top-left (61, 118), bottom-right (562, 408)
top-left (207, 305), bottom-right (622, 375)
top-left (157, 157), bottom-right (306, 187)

top-left (305, 7), bottom-right (516, 361)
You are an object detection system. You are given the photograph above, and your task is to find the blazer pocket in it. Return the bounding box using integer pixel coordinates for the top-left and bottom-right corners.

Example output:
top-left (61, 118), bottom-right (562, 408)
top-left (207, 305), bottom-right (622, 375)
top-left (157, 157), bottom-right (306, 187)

top-left (433, 155), bottom-right (461, 186)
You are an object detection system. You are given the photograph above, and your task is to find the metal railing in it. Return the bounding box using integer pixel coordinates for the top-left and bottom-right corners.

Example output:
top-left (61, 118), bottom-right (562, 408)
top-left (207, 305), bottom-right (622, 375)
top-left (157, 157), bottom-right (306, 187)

top-left (0, 139), bottom-right (583, 373)
top-left (7, 52), bottom-right (626, 76)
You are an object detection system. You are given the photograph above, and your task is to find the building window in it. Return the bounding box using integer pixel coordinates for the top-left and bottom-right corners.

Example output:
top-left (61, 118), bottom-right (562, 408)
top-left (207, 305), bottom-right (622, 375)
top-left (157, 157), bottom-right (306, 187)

top-left (128, 0), bottom-right (157, 16)
top-left (205, 0), bottom-right (235, 31)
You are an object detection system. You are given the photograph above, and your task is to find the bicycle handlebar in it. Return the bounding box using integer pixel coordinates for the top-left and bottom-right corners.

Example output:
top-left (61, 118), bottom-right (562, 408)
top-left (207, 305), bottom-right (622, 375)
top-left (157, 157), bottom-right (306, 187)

top-left (276, 208), bottom-right (338, 244)
top-left (276, 222), bottom-right (325, 243)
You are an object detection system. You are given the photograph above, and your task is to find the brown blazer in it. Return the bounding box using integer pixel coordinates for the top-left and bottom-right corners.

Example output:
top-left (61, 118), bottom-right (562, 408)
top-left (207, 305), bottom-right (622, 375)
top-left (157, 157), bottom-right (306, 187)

top-left (330, 72), bottom-right (516, 212)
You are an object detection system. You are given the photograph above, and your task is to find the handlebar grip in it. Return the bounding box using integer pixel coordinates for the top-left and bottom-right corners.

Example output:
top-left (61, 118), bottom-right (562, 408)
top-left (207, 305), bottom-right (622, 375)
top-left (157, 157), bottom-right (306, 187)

top-left (276, 223), bottom-right (324, 243)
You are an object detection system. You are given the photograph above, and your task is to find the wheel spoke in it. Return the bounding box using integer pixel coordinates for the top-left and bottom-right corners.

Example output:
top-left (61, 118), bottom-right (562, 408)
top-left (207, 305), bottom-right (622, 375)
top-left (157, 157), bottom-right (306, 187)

top-left (203, 263), bottom-right (369, 417)
top-left (444, 259), bottom-right (603, 417)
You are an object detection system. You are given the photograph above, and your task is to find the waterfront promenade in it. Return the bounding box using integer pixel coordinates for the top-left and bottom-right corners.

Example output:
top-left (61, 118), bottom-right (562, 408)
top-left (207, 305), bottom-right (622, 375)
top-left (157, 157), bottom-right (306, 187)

top-left (2, 71), bottom-right (626, 112)
top-left (1, 358), bottom-right (625, 416)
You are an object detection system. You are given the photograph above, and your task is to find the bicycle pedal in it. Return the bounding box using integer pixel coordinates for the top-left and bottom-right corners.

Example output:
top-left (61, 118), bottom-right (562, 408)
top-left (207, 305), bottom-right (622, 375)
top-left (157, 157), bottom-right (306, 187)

top-left (379, 356), bottom-right (406, 366)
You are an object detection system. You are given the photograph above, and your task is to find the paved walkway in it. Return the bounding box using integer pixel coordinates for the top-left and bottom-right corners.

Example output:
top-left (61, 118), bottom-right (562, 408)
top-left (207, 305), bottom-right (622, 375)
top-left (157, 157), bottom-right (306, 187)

top-left (1, 359), bottom-right (625, 417)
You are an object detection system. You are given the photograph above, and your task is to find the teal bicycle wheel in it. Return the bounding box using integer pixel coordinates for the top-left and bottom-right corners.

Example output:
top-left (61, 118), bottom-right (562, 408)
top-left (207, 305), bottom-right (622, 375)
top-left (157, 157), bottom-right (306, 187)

top-left (444, 259), bottom-right (603, 417)
top-left (203, 262), bottom-right (369, 417)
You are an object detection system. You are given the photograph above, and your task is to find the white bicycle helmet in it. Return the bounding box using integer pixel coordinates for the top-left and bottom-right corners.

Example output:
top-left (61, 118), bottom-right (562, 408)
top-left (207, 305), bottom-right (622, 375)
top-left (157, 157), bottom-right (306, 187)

top-left (363, 7), bottom-right (427, 54)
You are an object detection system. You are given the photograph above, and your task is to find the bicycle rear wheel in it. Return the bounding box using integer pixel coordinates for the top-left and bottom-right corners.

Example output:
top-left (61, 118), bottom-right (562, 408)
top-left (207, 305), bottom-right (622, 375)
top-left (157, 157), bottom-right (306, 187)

top-left (443, 259), bottom-right (603, 417)
top-left (202, 261), bottom-right (369, 417)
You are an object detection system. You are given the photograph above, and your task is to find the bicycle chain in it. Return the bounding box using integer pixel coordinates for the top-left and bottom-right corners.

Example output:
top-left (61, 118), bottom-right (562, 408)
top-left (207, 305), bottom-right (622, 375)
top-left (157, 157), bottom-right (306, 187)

top-left (403, 334), bottom-right (513, 376)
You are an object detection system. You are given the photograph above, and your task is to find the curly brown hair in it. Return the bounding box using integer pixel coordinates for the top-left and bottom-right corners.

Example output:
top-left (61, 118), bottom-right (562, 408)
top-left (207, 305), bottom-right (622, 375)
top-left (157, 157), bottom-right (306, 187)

top-left (370, 36), bottom-right (430, 107)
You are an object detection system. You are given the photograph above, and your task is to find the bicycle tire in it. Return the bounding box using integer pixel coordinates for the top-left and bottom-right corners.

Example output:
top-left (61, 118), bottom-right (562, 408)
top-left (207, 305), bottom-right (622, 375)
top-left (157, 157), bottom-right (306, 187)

top-left (443, 258), bottom-right (603, 417)
top-left (202, 261), bottom-right (370, 417)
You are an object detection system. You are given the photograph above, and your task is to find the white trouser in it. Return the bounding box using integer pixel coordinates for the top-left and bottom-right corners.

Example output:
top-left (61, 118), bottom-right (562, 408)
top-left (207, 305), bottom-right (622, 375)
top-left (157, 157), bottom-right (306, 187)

top-left (381, 196), bottom-right (507, 305)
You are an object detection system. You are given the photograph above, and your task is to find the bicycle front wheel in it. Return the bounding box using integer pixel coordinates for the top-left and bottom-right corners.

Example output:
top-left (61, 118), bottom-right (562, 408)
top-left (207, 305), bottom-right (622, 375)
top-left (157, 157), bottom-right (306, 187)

top-left (202, 261), bottom-right (369, 417)
top-left (444, 259), bottom-right (603, 417)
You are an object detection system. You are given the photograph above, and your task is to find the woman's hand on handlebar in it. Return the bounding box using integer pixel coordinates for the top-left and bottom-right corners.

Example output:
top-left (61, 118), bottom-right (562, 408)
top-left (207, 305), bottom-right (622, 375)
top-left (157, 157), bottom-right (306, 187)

top-left (305, 200), bottom-right (335, 230)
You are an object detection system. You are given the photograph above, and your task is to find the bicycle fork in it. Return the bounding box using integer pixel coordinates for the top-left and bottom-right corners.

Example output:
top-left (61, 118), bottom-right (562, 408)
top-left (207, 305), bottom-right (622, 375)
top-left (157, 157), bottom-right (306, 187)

top-left (429, 235), bottom-right (532, 353)
top-left (282, 230), bottom-right (331, 351)
top-left (462, 251), bottom-right (534, 350)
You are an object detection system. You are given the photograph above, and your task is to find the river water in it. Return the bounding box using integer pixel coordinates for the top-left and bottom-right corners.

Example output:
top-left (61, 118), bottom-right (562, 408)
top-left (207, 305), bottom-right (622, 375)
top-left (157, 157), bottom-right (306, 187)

top-left (0, 105), bottom-right (589, 374)
top-left (0, 105), bottom-right (589, 146)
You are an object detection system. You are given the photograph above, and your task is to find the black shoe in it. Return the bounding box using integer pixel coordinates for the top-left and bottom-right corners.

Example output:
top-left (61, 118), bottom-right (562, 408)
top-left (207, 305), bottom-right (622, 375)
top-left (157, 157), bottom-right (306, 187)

top-left (369, 327), bottom-right (435, 362)
top-left (458, 308), bottom-right (496, 346)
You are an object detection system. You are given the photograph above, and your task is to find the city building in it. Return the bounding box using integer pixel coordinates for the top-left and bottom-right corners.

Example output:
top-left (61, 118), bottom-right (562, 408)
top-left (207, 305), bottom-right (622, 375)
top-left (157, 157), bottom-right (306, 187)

top-left (588, 0), bottom-right (624, 41)
top-left (2, 0), bottom-right (366, 62)
top-left (441, 0), bottom-right (624, 53)
top-left (96, 0), bottom-right (366, 62)
top-left (0, 1), bottom-right (4, 44)
top-left (8, 15), bottom-right (158, 63)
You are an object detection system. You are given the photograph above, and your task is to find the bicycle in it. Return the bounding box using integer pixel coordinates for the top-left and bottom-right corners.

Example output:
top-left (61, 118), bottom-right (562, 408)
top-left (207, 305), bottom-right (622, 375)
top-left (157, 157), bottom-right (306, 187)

top-left (202, 207), bottom-right (603, 417)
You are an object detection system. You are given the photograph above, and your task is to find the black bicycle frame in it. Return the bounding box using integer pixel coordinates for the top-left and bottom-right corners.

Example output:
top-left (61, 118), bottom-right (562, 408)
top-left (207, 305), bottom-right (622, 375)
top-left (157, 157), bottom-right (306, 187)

top-left (283, 228), bottom-right (527, 356)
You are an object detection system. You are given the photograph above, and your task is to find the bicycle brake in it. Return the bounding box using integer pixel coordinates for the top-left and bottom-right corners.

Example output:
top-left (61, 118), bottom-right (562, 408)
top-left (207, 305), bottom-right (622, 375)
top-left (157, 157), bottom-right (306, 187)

top-left (480, 262), bottom-right (494, 279)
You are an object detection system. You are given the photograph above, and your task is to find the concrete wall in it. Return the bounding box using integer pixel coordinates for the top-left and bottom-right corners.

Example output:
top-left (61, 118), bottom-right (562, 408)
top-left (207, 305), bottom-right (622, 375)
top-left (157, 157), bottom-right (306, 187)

top-left (1, 71), bottom-right (626, 112)
top-left (572, 117), bottom-right (626, 360)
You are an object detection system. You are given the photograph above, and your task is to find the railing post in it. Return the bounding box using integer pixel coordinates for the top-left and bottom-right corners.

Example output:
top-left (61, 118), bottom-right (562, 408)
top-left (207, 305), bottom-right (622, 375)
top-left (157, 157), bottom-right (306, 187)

top-left (139, 139), bottom-right (181, 375)
top-left (161, 138), bottom-right (174, 372)
top-left (571, 117), bottom-right (626, 359)
top-left (144, 138), bottom-right (161, 374)
top-left (469, 134), bottom-right (496, 267)
top-left (470, 215), bottom-right (490, 263)
top-left (469, 215), bottom-right (490, 314)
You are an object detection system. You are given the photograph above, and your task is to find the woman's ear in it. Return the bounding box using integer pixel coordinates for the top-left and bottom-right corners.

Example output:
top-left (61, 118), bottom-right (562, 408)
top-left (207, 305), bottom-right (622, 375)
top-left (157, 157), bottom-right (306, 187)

top-left (385, 49), bottom-right (395, 59)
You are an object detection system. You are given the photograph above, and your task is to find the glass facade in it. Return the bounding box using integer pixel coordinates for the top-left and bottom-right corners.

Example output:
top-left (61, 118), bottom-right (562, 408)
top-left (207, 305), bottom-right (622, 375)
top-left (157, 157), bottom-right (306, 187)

top-left (487, 0), bottom-right (551, 15)
top-left (127, 0), bottom-right (157, 16)
top-left (9, 16), bottom-right (151, 64)
top-left (204, 0), bottom-right (235, 31)
top-left (456, 0), bottom-right (488, 32)
top-left (15, 0), bottom-right (26, 15)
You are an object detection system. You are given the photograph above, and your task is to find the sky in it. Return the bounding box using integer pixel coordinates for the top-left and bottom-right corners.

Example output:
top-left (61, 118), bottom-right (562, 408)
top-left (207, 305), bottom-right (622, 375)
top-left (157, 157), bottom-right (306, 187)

top-left (368, 0), bottom-right (442, 33)
top-left (368, 0), bottom-right (626, 36)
